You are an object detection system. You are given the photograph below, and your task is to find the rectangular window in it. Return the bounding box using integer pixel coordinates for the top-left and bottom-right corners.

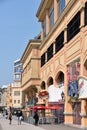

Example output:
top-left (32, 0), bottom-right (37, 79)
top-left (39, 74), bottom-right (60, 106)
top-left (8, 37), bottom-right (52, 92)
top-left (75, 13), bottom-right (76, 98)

top-left (59, 0), bottom-right (65, 14)
top-left (67, 12), bottom-right (80, 42)
top-left (41, 53), bottom-right (45, 67)
top-left (42, 18), bottom-right (46, 37)
top-left (85, 2), bottom-right (87, 25)
top-left (14, 100), bottom-right (16, 104)
top-left (14, 74), bottom-right (21, 80)
top-left (18, 100), bottom-right (20, 104)
top-left (49, 3), bottom-right (54, 28)
top-left (55, 31), bottom-right (64, 53)
top-left (47, 44), bottom-right (53, 61)
top-left (14, 91), bottom-right (20, 96)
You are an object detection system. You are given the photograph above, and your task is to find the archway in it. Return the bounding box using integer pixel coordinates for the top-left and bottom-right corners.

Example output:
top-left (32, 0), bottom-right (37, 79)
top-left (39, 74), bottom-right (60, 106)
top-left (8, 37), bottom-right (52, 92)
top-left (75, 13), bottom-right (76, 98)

top-left (47, 76), bottom-right (53, 87)
top-left (40, 81), bottom-right (46, 90)
top-left (54, 71), bottom-right (64, 123)
top-left (55, 71), bottom-right (64, 85)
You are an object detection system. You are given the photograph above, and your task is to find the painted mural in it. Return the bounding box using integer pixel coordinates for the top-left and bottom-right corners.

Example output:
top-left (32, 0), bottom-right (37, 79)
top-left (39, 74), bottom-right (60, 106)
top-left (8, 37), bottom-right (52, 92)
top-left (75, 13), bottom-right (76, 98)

top-left (67, 59), bottom-right (80, 99)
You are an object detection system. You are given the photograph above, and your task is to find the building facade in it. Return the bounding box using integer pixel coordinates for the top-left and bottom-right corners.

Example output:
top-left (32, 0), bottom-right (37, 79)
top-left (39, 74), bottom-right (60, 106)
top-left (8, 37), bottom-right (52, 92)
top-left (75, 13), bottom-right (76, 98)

top-left (0, 86), bottom-right (7, 108)
top-left (36, 0), bottom-right (87, 128)
top-left (21, 39), bottom-right (41, 110)
top-left (11, 59), bottom-right (22, 108)
top-left (6, 84), bottom-right (12, 108)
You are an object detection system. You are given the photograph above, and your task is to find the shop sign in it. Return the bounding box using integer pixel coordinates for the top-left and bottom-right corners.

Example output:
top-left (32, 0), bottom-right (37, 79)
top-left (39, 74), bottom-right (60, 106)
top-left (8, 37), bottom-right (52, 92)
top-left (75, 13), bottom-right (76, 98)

top-left (78, 76), bottom-right (87, 99)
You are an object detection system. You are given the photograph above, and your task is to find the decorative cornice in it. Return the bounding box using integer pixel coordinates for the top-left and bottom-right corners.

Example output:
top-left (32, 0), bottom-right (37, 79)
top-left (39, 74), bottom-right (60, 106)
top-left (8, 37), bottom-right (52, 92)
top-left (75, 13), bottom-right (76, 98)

top-left (21, 39), bottom-right (41, 63)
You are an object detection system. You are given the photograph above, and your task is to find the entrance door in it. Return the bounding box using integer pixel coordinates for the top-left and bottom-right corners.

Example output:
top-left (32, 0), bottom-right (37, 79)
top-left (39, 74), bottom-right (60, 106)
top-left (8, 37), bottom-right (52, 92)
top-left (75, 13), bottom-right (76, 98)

top-left (73, 102), bottom-right (81, 124)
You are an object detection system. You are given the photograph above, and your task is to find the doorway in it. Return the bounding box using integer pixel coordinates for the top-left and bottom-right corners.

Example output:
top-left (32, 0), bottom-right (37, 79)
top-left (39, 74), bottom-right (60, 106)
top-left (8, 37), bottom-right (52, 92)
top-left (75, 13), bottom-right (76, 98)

top-left (73, 102), bottom-right (81, 124)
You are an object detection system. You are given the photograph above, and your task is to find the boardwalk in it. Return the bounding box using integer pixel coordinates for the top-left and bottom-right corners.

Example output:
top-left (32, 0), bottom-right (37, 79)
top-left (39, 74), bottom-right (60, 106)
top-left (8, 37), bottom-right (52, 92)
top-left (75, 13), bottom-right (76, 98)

top-left (0, 115), bottom-right (85, 130)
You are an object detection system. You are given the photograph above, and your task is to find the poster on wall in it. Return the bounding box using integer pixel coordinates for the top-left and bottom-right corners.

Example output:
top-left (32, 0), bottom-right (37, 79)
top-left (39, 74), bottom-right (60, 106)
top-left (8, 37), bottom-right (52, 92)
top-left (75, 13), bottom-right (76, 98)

top-left (78, 76), bottom-right (87, 99)
top-left (48, 84), bottom-right (64, 102)
top-left (67, 59), bottom-right (80, 98)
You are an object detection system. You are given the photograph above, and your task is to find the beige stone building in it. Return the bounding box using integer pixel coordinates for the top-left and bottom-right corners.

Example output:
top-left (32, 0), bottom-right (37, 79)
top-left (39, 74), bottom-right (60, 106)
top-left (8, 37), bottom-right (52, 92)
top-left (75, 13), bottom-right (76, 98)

top-left (20, 0), bottom-right (87, 128)
top-left (21, 39), bottom-right (41, 110)
top-left (0, 86), bottom-right (7, 108)
top-left (11, 82), bottom-right (22, 108)
top-left (36, 0), bottom-right (87, 128)
top-left (11, 59), bottom-right (22, 108)
top-left (6, 84), bottom-right (12, 108)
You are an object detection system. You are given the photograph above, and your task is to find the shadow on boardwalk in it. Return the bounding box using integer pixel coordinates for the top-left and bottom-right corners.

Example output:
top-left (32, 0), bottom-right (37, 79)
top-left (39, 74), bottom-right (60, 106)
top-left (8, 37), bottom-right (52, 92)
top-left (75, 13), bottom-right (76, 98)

top-left (39, 124), bottom-right (85, 130)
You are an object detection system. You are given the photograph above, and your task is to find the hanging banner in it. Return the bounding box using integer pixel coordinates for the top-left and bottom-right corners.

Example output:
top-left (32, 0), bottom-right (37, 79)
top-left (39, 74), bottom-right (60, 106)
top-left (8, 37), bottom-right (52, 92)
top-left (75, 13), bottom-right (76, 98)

top-left (67, 59), bottom-right (80, 98)
top-left (78, 76), bottom-right (87, 99)
top-left (48, 84), bottom-right (64, 102)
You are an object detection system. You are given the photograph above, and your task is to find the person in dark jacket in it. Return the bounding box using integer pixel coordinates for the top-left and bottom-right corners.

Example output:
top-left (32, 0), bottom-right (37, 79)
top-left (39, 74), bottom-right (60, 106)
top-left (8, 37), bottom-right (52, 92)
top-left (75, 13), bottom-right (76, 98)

top-left (16, 108), bottom-right (23, 125)
top-left (8, 107), bottom-right (12, 125)
top-left (33, 111), bottom-right (39, 126)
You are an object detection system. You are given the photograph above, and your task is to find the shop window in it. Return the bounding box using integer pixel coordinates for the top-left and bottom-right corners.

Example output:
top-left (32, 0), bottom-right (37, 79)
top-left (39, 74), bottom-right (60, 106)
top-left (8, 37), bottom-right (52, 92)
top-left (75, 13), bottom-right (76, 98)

top-left (49, 3), bottom-right (54, 29)
top-left (41, 53), bottom-right (45, 67)
top-left (55, 31), bottom-right (64, 53)
top-left (67, 12), bottom-right (80, 42)
top-left (47, 43), bottom-right (53, 61)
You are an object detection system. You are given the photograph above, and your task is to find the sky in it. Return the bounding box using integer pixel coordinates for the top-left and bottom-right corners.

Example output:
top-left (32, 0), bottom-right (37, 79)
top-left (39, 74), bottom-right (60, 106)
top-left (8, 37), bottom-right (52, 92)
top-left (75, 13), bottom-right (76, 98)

top-left (0, 0), bottom-right (41, 86)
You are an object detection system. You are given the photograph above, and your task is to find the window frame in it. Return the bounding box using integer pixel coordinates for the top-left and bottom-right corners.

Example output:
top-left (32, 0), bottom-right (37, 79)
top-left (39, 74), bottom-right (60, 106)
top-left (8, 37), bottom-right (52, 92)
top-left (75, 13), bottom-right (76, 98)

top-left (55, 31), bottom-right (64, 53)
top-left (49, 3), bottom-right (54, 29)
top-left (42, 18), bottom-right (46, 37)
top-left (67, 11), bottom-right (80, 42)
top-left (41, 53), bottom-right (45, 67)
top-left (47, 43), bottom-right (53, 61)
top-left (59, 0), bottom-right (65, 14)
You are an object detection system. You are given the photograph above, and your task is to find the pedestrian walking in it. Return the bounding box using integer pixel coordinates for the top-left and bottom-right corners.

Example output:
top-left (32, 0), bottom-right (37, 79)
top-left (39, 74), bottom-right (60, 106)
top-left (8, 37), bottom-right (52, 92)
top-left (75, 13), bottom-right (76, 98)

top-left (5, 111), bottom-right (8, 119)
top-left (16, 108), bottom-right (23, 125)
top-left (8, 107), bottom-right (12, 125)
top-left (33, 111), bottom-right (39, 126)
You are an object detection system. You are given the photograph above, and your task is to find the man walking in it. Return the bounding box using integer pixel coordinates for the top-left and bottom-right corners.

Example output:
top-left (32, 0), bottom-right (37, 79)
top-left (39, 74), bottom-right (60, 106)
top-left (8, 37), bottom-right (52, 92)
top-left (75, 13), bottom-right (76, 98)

top-left (16, 108), bottom-right (23, 125)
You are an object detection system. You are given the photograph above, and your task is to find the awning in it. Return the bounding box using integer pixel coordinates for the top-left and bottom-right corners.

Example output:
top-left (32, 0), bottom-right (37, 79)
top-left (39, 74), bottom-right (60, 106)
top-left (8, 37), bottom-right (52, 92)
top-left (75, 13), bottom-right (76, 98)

top-left (30, 105), bottom-right (61, 110)
top-left (46, 105), bottom-right (61, 109)
top-left (30, 105), bottom-right (46, 110)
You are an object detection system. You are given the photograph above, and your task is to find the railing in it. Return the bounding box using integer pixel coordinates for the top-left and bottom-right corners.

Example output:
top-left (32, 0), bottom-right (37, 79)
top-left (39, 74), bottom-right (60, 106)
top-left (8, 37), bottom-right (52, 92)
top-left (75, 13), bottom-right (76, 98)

top-left (27, 116), bottom-right (63, 124)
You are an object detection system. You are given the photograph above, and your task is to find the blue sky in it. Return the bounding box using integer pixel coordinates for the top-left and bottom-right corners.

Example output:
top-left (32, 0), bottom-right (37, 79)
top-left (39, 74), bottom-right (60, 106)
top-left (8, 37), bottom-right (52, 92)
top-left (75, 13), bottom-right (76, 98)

top-left (0, 0), bottom-right (41, 86)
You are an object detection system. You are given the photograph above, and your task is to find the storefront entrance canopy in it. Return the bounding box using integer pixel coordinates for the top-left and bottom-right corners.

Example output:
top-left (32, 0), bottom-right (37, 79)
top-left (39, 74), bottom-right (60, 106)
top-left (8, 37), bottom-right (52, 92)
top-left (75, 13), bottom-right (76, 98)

top-left (30, 105), bottom-right (61, 110)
